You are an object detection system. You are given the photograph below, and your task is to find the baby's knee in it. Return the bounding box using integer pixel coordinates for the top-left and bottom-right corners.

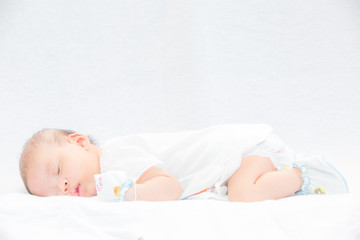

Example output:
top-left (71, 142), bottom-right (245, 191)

top-left (228, 182), bottom-right (258, 202)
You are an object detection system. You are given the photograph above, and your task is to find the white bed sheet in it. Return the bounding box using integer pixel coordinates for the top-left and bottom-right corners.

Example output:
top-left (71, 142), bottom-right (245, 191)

top-left (1, 193), bottom-right (359, 240)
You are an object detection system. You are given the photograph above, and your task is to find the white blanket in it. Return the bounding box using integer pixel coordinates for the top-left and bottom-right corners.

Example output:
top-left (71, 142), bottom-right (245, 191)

top-left (1, 193), bottom-right (359, 240)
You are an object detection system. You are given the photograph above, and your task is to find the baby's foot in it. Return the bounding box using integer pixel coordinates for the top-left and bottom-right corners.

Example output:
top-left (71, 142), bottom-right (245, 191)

top-left (292, 154), bottom-right (349, 195)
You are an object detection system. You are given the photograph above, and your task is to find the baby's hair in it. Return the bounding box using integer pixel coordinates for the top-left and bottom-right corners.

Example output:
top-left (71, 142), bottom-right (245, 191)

top-left (19, 128), bottom-right (96, 194)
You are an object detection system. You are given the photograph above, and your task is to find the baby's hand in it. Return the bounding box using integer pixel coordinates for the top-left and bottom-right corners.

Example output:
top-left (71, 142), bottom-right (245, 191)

top-left (94, 171), bottom-right (135, 201)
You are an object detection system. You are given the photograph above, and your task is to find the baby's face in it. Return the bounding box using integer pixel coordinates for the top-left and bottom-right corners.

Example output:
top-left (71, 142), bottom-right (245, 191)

top-left (26, 134), bottom-right (101, 197)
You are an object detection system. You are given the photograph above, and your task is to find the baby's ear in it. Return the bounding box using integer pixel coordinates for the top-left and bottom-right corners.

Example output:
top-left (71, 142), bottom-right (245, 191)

top-left (68, 133), bottom-right (90, 148)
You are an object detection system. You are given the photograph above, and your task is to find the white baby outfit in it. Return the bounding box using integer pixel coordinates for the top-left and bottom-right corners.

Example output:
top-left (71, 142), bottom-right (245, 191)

top-left (99, 124), bottom-right (277, 200)
top-left (97, 123), bottom-right (349, 201)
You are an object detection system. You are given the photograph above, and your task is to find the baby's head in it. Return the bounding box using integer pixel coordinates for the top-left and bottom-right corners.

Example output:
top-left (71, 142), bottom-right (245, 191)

top-left (19, 129), bottom-right (101, 197)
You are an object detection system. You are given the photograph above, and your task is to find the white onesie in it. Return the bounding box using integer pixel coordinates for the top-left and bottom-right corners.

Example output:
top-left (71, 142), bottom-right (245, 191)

top-left (99, 123), bottom-right (273, 200)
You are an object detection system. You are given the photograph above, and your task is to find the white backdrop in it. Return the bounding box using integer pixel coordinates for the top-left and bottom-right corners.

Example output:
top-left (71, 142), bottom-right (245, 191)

top-left (1, 0), bottom-right (359, 194)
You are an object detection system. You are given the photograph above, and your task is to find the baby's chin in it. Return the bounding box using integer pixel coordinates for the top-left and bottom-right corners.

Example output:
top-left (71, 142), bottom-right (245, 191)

top-left (81, 175), bottom-right (98, 197)
top-left (84, 184), bottom-right (97, 197)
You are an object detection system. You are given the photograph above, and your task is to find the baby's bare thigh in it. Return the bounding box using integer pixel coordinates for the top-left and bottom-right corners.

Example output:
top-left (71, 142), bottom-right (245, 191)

top-left (228, 155), bottom-right (276, 189)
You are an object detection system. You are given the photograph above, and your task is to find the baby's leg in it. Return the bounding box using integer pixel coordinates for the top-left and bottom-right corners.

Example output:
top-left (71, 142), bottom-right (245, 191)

top-left (227, 155), bottom-right (303, 202)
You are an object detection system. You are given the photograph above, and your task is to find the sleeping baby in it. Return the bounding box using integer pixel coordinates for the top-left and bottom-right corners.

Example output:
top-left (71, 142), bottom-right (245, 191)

top-left (19, 124), bottom-right (349, 202)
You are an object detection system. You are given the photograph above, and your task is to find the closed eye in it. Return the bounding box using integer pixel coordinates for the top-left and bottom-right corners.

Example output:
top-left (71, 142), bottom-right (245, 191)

top-left (58, 163), bottom-right (61, 176)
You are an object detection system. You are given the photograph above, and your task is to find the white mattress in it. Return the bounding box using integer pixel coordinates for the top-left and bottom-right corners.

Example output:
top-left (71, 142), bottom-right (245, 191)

top-left (1, 193), bottom-right (359, 240)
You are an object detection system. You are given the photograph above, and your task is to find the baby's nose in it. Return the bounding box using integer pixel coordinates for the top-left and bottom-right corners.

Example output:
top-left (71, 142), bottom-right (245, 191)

top-left (59, 178), bottom-right (69, 195)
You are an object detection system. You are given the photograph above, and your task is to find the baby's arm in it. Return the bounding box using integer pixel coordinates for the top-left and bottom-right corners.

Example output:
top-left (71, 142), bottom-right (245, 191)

top-left (126, 167), bottom-right (183, 201)
top-left (95, 167), bottom-right (182, 201)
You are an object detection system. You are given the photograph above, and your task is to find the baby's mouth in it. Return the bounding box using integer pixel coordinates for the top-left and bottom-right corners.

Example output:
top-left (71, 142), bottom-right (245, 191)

top-left (75, 185), bottom-right (80, 195)
top-left (70, 184), bottom-right (81, 196)
top-left (77, 184), bottom-right (84, 197)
